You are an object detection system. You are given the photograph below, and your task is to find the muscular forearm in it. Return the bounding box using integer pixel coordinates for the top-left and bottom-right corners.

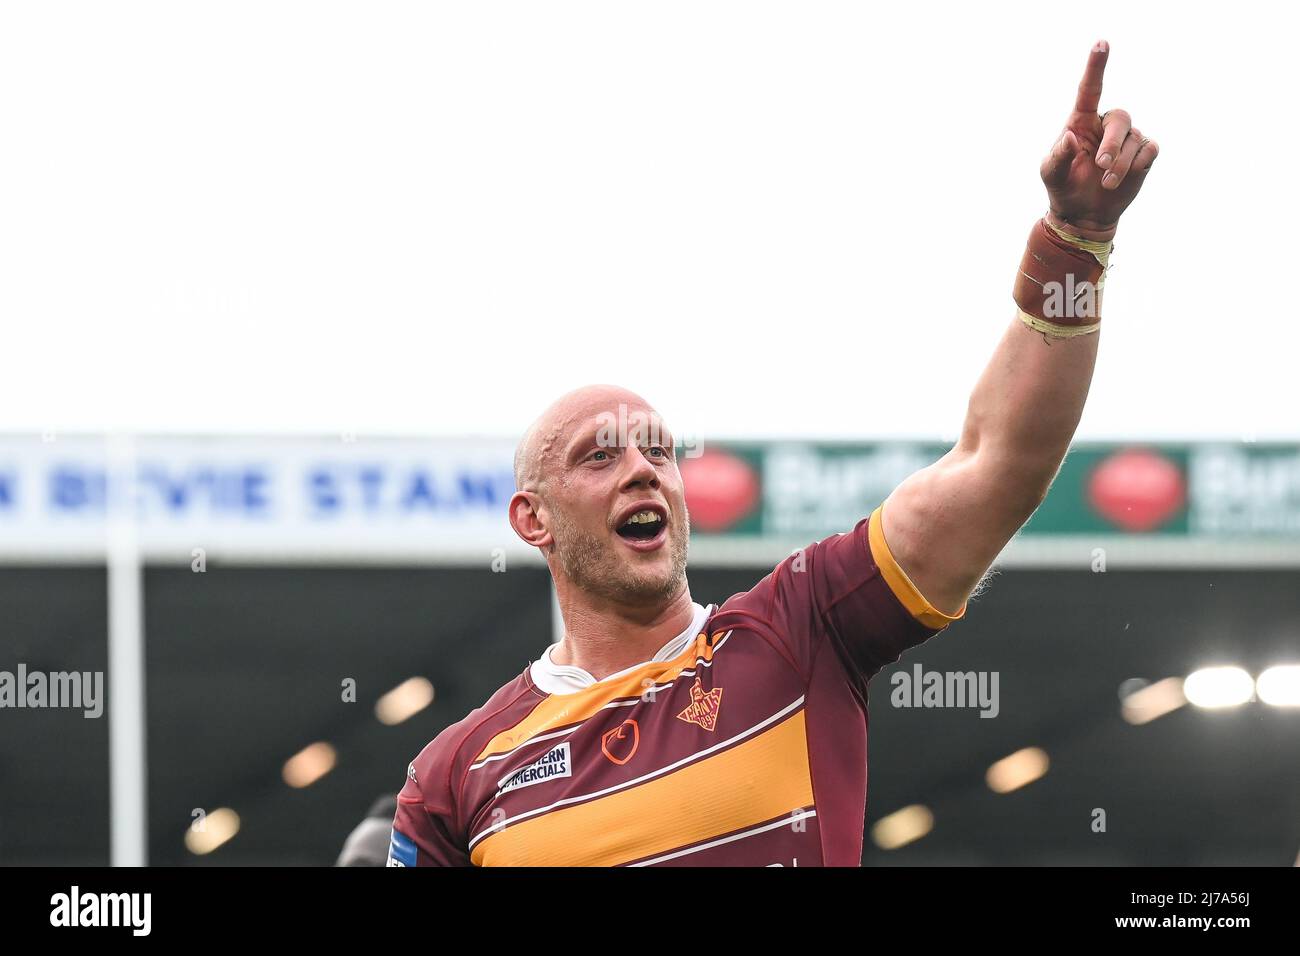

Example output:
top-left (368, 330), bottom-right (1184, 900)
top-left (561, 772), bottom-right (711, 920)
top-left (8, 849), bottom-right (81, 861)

top-left (958, 307), bottom-right (1100, 497)
top-left (883, 284), bottom-right (1105, 616)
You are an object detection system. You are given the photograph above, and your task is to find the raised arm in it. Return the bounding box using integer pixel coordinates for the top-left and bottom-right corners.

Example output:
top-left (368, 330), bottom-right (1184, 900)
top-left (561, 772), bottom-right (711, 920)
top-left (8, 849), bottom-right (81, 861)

top-left (882, 40), bottom-right (1160, 616)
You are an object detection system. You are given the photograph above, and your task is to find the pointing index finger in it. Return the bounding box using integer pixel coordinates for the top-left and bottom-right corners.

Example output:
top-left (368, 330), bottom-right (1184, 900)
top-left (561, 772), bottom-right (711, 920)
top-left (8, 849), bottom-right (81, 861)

top-left (1074, 40), bottom-right (1110, 115)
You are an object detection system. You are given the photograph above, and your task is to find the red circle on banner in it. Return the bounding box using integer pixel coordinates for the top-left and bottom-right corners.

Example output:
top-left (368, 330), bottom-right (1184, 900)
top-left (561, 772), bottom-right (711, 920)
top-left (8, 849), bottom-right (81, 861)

top-left (1087, 448), bottom-right (1186, 532)
top-left (681, 449), bottom-right (760, 532)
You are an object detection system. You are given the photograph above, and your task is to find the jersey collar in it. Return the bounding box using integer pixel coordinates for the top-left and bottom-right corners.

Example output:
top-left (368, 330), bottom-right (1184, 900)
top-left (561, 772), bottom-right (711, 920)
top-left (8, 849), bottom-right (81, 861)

top-left (530, 602), bottom-right (713, 696)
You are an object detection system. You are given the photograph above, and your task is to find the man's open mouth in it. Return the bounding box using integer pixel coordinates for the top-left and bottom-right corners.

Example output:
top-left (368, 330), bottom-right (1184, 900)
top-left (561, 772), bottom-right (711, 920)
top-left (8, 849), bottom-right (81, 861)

top-left (616, 509), bottom-right (666, 541)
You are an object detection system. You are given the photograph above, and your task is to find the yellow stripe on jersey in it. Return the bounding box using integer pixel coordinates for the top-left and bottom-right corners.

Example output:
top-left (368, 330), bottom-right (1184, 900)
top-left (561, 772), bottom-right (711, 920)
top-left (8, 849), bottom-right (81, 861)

top-left (471, 709), bottom-right (813, 867)
top-left (474, 633), bottom-right (718, 763)
top-left (869, 505), bottom-right (967, 629)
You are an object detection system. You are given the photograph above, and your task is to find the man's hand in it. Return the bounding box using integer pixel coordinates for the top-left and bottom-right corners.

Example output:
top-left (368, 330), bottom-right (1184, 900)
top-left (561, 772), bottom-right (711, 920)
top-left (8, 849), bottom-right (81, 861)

top-left (1040, 40), bottom-right (1159, 243)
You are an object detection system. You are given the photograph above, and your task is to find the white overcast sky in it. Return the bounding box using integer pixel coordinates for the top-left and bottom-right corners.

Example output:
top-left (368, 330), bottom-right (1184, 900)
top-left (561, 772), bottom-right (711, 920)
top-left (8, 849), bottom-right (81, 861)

top-left (2, 1), bottom-right (1295, 442)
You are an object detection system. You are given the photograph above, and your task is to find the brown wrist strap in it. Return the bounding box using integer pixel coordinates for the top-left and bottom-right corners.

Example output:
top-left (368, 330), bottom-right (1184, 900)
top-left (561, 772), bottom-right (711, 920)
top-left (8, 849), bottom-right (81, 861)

top-left (1013, 218), bottom-right (1112, 336)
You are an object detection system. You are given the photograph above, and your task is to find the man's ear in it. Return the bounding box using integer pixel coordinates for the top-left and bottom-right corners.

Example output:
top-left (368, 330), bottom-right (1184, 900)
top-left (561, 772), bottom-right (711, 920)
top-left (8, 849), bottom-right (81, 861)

top-left (509, 491), bottom-right (553, 549)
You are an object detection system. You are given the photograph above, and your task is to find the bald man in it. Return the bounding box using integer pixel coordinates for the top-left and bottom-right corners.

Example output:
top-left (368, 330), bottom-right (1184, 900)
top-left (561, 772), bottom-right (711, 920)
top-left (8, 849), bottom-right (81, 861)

top-left (388, 40), bottom-right (1157, 867)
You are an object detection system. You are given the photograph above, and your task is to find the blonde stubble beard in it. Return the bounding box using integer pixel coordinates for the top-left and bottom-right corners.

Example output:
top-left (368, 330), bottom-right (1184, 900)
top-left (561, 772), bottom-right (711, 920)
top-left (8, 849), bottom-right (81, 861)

top-left (547, 503), bottom-right (690, 606)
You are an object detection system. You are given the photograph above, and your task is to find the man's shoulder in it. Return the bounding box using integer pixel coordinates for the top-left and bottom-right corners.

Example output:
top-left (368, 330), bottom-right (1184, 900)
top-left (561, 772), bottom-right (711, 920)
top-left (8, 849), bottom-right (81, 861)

top-left (404, 670), bottom-right (539, 807)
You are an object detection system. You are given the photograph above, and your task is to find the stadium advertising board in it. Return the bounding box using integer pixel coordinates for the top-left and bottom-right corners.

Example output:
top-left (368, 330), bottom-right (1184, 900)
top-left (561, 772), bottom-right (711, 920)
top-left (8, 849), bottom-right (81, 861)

top-left (0, 437), bottom-right (1296, 561)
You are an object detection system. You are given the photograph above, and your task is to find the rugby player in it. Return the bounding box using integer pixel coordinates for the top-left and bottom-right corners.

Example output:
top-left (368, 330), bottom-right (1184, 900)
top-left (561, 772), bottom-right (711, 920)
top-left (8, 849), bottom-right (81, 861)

top-left (389, 40), bottom-right (1158, 866)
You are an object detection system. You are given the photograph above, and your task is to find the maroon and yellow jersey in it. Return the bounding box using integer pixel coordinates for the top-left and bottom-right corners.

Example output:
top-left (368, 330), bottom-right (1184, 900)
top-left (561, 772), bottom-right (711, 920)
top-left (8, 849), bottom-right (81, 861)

top-left (389, 505), bottom-right (964, 867)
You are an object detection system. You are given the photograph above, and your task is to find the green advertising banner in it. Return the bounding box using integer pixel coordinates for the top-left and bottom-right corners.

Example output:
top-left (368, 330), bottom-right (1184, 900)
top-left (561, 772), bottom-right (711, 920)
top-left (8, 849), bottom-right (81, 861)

top-left (682, 442), bottom-right (1300, 540)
